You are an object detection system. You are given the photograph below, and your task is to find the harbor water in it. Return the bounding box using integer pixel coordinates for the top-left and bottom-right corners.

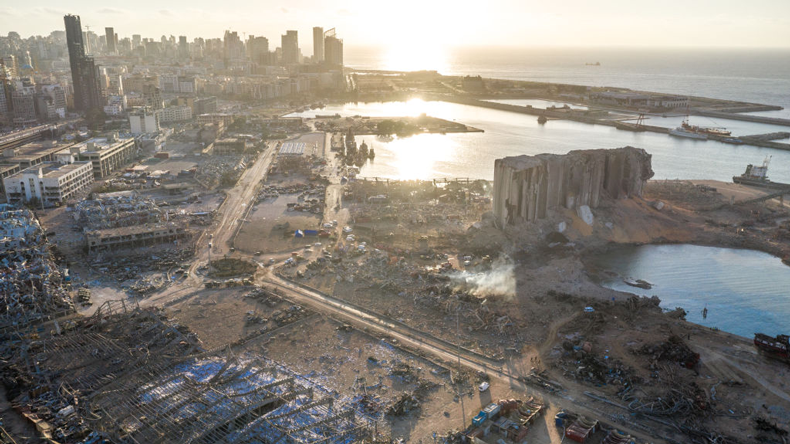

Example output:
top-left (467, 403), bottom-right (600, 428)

top-left (590, 244), bottom-right (790, 338)
top-left (288, 99), bottom-right (790, 182)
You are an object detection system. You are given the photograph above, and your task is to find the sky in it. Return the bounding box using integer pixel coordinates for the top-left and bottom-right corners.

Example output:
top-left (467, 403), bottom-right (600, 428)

top-left (2, 0), bottom-right (790, 53)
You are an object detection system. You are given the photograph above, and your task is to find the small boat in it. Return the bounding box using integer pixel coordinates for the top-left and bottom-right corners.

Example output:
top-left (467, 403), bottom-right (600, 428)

top-left (721, 137), bottom-right (744, 145)
top-left (754, 333), bottom-right (789, 362)
top-left (669, 127), bottom-right (707, 140)
top-left (537, 115), bottom-right (548, 124)
top-left (623, 278), bottom-right (652, 289)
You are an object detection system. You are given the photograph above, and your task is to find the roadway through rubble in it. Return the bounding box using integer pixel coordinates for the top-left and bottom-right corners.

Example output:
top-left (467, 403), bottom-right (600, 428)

top-left (139, 137), bottom-right (679, 443)
top-left (259, 274), bottom-right (673, 443)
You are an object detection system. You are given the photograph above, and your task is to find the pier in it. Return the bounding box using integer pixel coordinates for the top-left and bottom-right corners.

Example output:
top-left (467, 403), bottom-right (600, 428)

top-left (696, 110), bottom-right (790, 127)
top-left (433, 95), bottom-right (790, 152)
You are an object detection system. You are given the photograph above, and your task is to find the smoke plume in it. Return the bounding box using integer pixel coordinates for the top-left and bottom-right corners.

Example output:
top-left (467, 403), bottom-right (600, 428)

top-left (449, 256), bottom-right (516, 299)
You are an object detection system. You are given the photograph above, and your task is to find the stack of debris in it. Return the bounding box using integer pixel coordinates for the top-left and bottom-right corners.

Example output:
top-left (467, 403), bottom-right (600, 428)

top-left (638, 335), bottom-right (701, 370)
top-left (0, 206), bottom-right (74, 330)
top-left (75, 191), bottom-right (162, 230)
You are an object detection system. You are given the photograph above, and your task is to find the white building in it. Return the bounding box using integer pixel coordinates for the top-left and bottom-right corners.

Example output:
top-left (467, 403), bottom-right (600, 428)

top-left (129, 108), bottom-right (161, 134)
top-left (104, 103), bottom-right (124, 116)
top-left (3, 161), bottom-right (94, 204)
top-left (74, 135), bottom-right (138, 178)
top-left (159, 105), bottom-right (193, 123)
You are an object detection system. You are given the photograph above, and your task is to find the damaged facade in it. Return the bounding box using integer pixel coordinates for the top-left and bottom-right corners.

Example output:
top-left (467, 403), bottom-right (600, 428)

top-left (492, 147), bottom-right (654, 226)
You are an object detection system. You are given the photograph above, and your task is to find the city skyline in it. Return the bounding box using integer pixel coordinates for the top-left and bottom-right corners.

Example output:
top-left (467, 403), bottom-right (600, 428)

top-left (2, 0), bottom-right (790, 51)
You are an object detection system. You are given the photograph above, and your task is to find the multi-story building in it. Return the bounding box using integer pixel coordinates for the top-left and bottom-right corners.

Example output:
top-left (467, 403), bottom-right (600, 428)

top-left (1, 56), bottom-right (17, 78)
top-left (129, 108), bottom-right (161, 134)
top-left (40, 84), bottom-right (67, 117)
top-left (194, 96), bottom-right (217, 115)
top-left (105, 27), bottom-right (116, 54)
top-left (324, 33), bottom-right (343, 66)
top-left (64, 14), bottom-right (104, 112)
top-left (3, 161), bottom-right (94, 204)
top-left (178, 77), bottom-right (196, 94)
top-left (159, 105), bottom-right (192, 123)
top-left (212, 138), bottom-right (247, 155)
top-left (74, 135), bottom-right (137, 178)
top-left (313, 27), bottom-right (324, 63)
top-left (223, 31), bottom-right (244, 67)
top-left (1, 140), bottom-right (71, 168)
top-left (11, 91), bottom-right (37, 125)
top-left (159, 74), bottom-right (179, 93)
top-left (142, 83), bottom-right (163, 109)
top-left (247, 36), bottom-right (270, 65)
top-left (281, 30), bottom-right (299, 65)
top-left (197, 113), bottom-right (234, 127)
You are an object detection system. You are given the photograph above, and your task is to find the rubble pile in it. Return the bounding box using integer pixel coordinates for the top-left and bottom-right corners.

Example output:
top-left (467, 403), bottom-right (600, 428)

top-left (208, 257), bottom-right (257, 277)
top-left (257, 182), bottom-right (326, 214)
top-left (89, 248), bottom-right (193, 294)
top-left (74, 191), bottom-right (163, 230)
top-left (196, 155), bottom-right (253, 188)
top-left (345, 179), bottom-right (490, 227)
top-left (0, 302), bottom-right (376, 443)
top-left (638, 335), bottom-right (701, 370)
top-left (0, 303), bottom-right (202, 443)
top-left (0, 206), bottom-right (74, 330)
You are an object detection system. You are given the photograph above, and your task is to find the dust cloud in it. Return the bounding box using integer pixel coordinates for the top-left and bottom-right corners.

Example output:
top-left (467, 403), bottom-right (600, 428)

top-left (449, 256), bottom-right (516, 299)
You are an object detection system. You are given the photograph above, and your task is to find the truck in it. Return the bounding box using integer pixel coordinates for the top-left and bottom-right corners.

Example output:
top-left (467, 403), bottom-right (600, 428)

top-left (472, 403), bottom-right (501, 427)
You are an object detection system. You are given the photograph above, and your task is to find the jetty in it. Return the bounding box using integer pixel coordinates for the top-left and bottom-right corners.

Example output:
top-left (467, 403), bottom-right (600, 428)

top-left (433, 95), bottom-right (790, 152)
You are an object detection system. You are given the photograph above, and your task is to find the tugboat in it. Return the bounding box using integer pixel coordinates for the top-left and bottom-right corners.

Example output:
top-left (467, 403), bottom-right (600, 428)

top-left (537, 115), bottom-right (548, 125)
top-left (732, 156), bottom-right (790, 189)
top-left (754, 333), bottom-right (789, 363)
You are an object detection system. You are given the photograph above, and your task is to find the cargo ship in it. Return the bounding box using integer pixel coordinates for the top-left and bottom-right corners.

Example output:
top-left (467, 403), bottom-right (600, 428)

top-left (732, 157), bottom-right (790, 189)
top-left (754, 333), bottom-right (789, 362)
top-left (681, 120), bottom-right (731, 136)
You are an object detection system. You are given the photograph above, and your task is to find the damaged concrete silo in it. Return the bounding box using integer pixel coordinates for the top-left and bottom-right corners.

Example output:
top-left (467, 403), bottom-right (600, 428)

top-left (492, 147), bottom-right (654, 226)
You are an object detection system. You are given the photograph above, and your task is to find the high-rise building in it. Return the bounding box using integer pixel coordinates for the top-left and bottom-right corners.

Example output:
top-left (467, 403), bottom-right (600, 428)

top-left (313, 27), bottom-right (324, 63)
top-left (223, 31), bottom-right (244, 67)
top-left (64, 14), bottom-right (104, 112)
top-left (281, 30), bottom-right (299, 65)
top-left (324, 31), bottom-right (343, 67)
top-left (105, 27), bottom-right (116, 54)
top-left (247, 36), bottom-right (269, 65)
top-left (132, 34), bottom-right (141, 49)
top-left (178, 36), bottom-right (188, 58)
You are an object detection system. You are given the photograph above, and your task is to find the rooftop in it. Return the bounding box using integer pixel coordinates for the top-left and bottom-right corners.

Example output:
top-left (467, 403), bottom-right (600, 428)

top-left (3, 140), bottom-right (73, 161)
top-left (73, 135), bottom-right (134, 155)
top-left (11, 161), bottom-right (92, 180)
top-left (279, 142), bottom-right (305, 155)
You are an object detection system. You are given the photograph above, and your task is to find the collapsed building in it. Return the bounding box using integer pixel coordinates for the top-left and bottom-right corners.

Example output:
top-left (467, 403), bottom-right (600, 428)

top-left (0, 302), bottom-right (378, 444)
top-left (492, 147), bottom-right (654, 226)
top-left (0, 205), bottom-right (73, 331)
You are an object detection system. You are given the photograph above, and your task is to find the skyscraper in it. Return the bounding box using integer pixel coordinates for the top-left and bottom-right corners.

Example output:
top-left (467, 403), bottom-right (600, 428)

top-left (105, 27), bottom-right (116, 54)
top-left (324, 30), bottom-right (343, 67)
top-left (223, 30), bottom-right (244, 67)
top-left (281, 30), bottom-right (299, 65)
top-left (64, 14), bottom-right (104, 112)
top-left (313, 27), bottom-right (324, 63)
